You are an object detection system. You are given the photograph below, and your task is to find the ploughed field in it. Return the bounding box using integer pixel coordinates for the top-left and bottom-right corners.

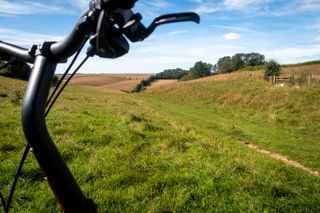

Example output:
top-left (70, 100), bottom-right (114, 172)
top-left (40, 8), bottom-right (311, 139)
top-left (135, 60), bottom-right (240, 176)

top-left (69, 74), bottom-right (152, 92)
top-left (0, 68), bottom-right (320, 212)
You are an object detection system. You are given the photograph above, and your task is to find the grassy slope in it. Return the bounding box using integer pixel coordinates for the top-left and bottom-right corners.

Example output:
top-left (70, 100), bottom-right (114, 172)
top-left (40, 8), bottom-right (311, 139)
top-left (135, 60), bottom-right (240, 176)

top-left (0, 74), bottom-right (320, 212)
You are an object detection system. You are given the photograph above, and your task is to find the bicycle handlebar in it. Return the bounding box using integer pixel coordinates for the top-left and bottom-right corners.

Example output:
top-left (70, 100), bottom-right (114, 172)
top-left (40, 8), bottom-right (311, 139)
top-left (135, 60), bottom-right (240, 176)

top-left (0, 41), bottom-right (34, 63)
top-left (50, 10), bottom-right (92, 61)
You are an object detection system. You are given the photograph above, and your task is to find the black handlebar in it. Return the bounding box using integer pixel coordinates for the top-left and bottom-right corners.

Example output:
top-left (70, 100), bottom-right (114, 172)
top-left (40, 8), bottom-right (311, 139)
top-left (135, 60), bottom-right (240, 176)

top-left (0, 41), bottom-right (34, 63)
top-left (50, 10), bottom-right (92, 61)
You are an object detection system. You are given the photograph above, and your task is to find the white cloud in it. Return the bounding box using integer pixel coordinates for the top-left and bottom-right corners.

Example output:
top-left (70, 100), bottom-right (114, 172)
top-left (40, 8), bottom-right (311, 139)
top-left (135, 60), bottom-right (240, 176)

top-left (223, 32), bottom-right (241, 40)
top-left (65, 0), bottom-right (90, 9)
top-left (315, 36), bottom-right (320, 42)
top-left (212, 25), bottom-right (262, 34)
top-left (167, 30), bottom-right (188, 36)
top-left (222, 0), bottom-right (271, 10)
top-left (0, 28), bottom-right (63, 46)
top-left (195, 5), bottom-right (219, 14)
top-left (261, 46), bottom-right (320, 63)
top-left (299, 2), bottom-right (320, 11)
top-left (193, 0), bottom-right (275, 14)
top-left (0, 0), bottom-right (69, 16)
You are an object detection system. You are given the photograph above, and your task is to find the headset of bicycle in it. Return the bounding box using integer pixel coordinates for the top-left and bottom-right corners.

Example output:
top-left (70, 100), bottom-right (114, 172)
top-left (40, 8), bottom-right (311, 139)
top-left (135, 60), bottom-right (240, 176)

top-left (0, 0), bottom-right (200, 212)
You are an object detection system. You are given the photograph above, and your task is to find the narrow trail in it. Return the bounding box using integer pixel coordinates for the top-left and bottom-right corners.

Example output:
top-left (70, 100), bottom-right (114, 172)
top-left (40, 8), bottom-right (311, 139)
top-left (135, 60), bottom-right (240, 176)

top-left (242, 142), bottom-right (320, 178)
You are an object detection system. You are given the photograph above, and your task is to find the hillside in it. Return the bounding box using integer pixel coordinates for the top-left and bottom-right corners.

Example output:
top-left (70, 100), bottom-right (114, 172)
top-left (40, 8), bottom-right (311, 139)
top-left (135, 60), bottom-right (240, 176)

top-left (1, 66), bottom-right (320, 212)
top-left (144, 70), bottom-right (320, 169)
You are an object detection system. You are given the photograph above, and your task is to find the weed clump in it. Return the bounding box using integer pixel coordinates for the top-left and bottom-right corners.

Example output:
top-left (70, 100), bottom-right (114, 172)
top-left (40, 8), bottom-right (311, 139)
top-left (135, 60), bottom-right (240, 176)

top-left (10, 89), bottom-right (23, 105)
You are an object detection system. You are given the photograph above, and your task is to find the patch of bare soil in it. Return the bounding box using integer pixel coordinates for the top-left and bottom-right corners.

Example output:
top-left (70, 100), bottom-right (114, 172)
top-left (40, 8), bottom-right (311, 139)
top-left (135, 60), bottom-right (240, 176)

top-left (242, 142), bottom-right (319, 178)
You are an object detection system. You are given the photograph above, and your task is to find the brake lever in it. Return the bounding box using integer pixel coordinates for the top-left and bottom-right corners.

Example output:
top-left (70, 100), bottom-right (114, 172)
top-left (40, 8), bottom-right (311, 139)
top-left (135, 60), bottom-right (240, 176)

top-left (123, 12), bottom-right (200, 42)
top-left (145, 12), bottom-right (200, 38)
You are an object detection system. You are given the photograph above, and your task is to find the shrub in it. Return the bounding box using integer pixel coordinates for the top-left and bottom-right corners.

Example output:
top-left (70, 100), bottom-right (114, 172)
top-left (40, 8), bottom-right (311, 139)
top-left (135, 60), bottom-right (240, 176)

top-left (133, 84), bottom-right (142, 93)
top-left (10, 89), bottom-right (23, 105)
top-left (52, 75), bottom-right (59, 87)
top-left (0, 57), bottom-right (31, 80)
top-left (265, 59), bottom-right (281, 79)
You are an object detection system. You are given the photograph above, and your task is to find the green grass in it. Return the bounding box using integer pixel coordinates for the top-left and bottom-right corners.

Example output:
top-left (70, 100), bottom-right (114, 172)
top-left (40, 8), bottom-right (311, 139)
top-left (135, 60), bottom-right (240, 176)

top-left (1, 75), bottom-right (320, 212)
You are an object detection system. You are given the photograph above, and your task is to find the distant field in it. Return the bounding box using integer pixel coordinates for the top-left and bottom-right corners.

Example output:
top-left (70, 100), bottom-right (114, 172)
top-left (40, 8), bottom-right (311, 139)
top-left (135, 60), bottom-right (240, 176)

top-left (69, 74), bottom-right (152, 91)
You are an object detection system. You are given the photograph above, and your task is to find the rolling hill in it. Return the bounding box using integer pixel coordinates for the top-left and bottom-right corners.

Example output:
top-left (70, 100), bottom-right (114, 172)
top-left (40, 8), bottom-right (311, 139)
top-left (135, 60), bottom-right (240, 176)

top-left (0, 63), bottom-right (320, 212)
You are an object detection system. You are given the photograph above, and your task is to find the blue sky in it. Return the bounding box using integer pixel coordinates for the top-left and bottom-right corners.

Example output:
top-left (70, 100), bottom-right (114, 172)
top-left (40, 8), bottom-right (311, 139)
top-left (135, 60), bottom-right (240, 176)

top-left (1, 0), bottom-right (320, 73)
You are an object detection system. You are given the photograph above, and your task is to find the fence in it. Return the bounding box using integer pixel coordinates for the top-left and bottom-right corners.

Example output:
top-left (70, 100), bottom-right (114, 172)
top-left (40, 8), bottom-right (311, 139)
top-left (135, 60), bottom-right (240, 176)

top-left (270, 74), bottom-right (313, 86)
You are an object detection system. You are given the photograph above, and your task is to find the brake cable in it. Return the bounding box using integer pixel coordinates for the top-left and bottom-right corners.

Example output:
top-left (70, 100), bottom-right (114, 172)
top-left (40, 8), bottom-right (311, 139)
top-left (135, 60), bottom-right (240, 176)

top-left (2, 42), bottom-right (89, 213)
top-left (45, 55), bottom-right (90, 116)
top-left (46, 39), bottom-right (88, 108)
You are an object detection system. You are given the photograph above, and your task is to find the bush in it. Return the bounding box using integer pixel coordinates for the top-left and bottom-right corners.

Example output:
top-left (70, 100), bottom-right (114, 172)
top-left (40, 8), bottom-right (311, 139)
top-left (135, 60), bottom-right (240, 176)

top-left (10, 89), bottom-right (23, 105)
top-left (133, 84), bottom-right (142, 93)
top-left (265, 60), bottom-right (281, 79)
top-left (52, 75), bottom-right (59, 87)
top-left (0, 57), bottom-right (31, 80)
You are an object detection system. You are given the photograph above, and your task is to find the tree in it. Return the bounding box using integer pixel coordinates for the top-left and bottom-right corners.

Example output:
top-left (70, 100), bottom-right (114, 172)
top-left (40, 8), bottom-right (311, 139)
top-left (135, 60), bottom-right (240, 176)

top-left (244, 53), bottom-right (265, 66)
top-left (264, 59), bottom-right (281, 79)
top-left (216, 52), bottom-right (265, 73)
top-left (230, 53), bottom-right (245, 71)
top-left (188, 61), bottom-right (213, 79)
top-left (217, 56), bottom-right (232, 73)
top-left (155, 68), bottom-right (188, 79)
top-left (140, 79), bottom-right (149, 87)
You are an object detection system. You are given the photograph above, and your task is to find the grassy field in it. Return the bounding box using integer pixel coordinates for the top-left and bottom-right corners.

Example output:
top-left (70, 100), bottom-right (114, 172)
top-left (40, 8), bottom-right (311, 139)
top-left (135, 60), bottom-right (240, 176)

top-left (0, 69), bottom-right (320, 212)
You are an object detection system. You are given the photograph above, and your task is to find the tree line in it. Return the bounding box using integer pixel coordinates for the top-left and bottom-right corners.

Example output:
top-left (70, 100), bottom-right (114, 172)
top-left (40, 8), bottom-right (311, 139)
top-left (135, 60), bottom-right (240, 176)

top-left (216, 53), bottom-right (265, 73)
top-left (133, 52), bottom-right (282, 92)
top-left (133, 61), bottom-right (213, 92)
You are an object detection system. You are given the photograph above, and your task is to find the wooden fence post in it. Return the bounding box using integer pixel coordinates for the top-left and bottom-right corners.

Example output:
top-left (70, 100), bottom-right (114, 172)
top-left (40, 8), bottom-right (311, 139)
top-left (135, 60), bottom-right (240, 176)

top-left (308, 75), bottom-right (311, 86)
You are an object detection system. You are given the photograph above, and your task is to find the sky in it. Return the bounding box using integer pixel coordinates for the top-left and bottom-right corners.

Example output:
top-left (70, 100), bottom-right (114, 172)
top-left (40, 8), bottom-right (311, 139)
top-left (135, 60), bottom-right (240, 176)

top-left (1, 0), bottom-right (320, 74)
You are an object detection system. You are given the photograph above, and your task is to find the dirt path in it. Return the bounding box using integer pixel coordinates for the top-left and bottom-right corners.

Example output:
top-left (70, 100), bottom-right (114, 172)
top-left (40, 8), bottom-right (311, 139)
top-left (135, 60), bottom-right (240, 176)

top-left (241, 142), bottom-right (319, 178)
